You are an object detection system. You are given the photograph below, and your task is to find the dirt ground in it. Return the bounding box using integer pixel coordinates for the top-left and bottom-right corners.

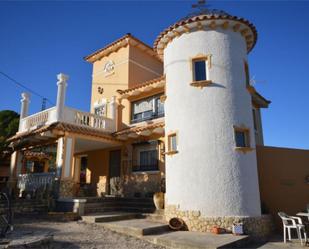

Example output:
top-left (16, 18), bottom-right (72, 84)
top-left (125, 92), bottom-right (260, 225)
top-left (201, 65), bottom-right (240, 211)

top-left (11, 216), bottom-right (166, 249)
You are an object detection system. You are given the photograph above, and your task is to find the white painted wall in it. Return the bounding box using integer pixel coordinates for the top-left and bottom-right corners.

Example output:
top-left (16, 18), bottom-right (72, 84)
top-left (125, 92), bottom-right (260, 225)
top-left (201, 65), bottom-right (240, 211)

top-left (64, 137), bottom-right (73, 178)
top-left (164, 25), bottom-right (261, 217)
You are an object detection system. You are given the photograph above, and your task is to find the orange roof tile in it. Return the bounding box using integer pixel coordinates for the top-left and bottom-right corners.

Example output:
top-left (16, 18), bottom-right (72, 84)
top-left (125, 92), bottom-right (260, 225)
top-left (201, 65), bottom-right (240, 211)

top-left (84, 33), bottom-right (158, 63)
top-left (154, 13), bottom-right (257, 53)
top-left (114, 121), bottom-right (165, 136)
top-left (117, 75), bottom-right (165, 95)
top-left (8, 122), bottom-right (121, 142)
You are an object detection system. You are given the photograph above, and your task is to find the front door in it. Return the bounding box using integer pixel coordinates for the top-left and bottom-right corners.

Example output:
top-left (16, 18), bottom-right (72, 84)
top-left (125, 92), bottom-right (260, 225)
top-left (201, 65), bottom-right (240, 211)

top-left (108, 150), bottom-right (121, 195)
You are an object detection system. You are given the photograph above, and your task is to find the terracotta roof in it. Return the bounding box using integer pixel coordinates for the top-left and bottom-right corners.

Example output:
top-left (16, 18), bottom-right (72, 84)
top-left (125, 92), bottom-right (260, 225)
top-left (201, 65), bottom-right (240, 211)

top-left (117, 75), bottom-right (165, 95)
top-left (247, 86), bottom-right (271, 108)
top-left (23, 151), bottom-right (51, 161)
top-left (114, 121), bottom-right (165, 136)
top-left (154, 11), bottom-right (257, 53)
top-left (84, 33), bottom-right (157, 63)
top-left (8, 122), bottom-right (120, 142)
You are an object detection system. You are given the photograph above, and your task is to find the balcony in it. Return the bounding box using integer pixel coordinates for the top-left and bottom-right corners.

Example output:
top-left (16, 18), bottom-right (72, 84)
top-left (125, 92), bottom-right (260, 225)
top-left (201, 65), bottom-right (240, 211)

top-left (17, 73), bottom-right (117, 134)
top-left (18, 106), bottom-right (116, 133)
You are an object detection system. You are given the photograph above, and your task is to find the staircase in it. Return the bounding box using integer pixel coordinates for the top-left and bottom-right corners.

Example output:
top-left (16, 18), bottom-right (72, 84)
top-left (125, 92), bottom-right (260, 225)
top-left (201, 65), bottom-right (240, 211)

top-left (83, 196), bottom-right (156, 214)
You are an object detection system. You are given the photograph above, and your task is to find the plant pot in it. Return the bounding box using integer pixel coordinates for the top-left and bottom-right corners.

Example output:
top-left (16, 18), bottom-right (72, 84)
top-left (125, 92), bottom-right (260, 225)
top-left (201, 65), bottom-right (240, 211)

top-left (211, 226), bottom-right (221, 234)
top-left (153, 192), bottom-right (164, 210)
top-left (169, 217), bottom-right (185, 230)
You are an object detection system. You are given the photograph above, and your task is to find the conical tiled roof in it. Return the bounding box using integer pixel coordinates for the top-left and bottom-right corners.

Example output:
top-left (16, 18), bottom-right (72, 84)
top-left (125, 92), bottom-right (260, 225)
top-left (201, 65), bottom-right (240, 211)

top-left (154, 8), bottom-right (257, 55)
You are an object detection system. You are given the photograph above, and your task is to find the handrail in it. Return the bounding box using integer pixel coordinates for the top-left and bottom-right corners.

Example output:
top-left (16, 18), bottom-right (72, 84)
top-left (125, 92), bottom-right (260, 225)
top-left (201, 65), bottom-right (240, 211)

top-left (20, 106), bottom-right (55, 121)
top-left (19, 106), bottom-right (115, 133)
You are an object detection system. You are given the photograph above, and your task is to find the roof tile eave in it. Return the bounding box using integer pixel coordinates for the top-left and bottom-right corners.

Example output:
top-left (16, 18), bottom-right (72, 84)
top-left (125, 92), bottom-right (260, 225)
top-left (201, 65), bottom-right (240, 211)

top-left (153, 13), bottom-right (258, 54)
top-left (114, 120), bottom-right (165, 136)
top-left (117, 75), bottom-right (165, 95)
top-left (84, 33), bottom-right (157, 63)
top-left (8, 121), bottom-right (120, 143)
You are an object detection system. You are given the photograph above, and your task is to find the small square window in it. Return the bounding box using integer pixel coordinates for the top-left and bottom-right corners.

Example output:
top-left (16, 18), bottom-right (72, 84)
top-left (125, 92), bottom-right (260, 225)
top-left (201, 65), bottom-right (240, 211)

top-left (234, 128), bottom-right (250, 148)
top-left (167, 133), bottom-right (178, 154)
top-left (193, 60), bottom-right (207, 81)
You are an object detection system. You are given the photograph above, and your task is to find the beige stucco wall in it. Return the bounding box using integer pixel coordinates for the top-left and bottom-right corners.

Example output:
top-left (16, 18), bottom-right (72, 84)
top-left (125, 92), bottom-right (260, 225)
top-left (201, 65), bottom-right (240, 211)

top-left (84, 149), bottom-right (110, 196)
top-left (257, 146), bottom-right (309, 230)
top-left (89, 42), bottom-right (163, 127)
top-left (74, 134), bottom-right (165, 197)
top-left (128, 45), bottom-right (162, 87)
top-left (90, 46), bottom-right (130, 117)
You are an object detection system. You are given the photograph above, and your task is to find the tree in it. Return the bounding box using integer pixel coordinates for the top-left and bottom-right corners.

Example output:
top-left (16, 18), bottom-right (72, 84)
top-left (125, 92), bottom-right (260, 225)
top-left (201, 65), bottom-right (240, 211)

top-left (0, 110), bottom-right (19, 159)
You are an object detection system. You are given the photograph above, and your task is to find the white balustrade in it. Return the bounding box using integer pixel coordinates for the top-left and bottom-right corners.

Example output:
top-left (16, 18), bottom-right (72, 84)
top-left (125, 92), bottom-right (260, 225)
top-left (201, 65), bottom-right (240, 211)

top-left (19, 106), bottom-right (115, 133)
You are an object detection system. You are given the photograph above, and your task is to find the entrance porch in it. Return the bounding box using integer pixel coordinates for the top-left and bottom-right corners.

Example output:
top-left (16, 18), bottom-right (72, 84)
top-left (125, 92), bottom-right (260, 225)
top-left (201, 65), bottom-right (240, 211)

top-left (9, 121), bottom-right (166, 200)
top-left (9, 121), bottom-right (123, 199)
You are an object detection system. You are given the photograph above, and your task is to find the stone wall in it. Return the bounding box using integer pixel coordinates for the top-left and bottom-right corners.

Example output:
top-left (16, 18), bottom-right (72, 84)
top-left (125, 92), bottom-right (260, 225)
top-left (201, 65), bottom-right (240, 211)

top-left (96, 176), bottom-right (107, 197)
top-left (123, 173), bottom-right (161, 197)
top-left (59, 179), bottom-right (75, 198)
top-left (165, 205), bottom-right (274, 238)
top-left (0, 199), bottom-right (49, 214)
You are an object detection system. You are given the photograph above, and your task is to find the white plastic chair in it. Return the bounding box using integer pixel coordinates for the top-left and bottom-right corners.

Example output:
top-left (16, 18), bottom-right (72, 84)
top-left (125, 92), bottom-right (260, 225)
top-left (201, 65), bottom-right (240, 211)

top-left (278, 212), bottom-right (307, 246)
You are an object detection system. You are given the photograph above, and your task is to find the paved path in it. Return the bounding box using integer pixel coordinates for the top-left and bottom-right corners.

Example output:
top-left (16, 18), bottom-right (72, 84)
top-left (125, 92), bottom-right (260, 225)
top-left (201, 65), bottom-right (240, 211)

top-left (11, 215), bottom-right (306, 249)
top-left (13, 217), bottom-right (165, 249)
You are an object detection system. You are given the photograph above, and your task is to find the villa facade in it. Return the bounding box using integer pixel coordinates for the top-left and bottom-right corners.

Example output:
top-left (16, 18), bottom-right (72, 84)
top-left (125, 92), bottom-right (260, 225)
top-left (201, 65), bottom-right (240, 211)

top-left (8, 7), bottom-right (295, 236)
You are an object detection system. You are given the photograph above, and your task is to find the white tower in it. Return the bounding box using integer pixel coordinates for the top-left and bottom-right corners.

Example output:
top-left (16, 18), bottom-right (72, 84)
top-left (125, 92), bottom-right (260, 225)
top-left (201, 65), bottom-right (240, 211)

top-left (154, 8), bottom-right (271, 235)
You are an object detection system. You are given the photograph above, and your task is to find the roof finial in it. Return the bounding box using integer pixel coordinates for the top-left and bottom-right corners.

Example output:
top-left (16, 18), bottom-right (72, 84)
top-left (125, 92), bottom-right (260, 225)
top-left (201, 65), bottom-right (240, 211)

top-left (192, 0), bottom-right (208, 12)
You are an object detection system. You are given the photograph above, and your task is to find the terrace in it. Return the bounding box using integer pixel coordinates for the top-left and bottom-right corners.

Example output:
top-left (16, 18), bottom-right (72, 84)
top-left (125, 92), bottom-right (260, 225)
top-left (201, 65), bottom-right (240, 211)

top-left (17, 73), bottom-right (116, 135)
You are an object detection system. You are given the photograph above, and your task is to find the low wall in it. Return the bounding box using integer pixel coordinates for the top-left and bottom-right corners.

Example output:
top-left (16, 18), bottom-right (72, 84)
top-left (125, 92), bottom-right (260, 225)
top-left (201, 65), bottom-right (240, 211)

top-left (123, 172), bottom-right (161, 197)
top-left (165, 205), bottom-right (273, 238)
top-left (257, 146), bottom-right (309, 230)
top-left (0, 199), bottom-right (49, 214)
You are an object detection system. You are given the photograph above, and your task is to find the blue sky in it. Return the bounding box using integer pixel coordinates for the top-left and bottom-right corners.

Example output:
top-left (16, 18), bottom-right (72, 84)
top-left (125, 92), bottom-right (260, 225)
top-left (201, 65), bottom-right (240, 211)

top-left (0, 1), bottom-right (308, 149)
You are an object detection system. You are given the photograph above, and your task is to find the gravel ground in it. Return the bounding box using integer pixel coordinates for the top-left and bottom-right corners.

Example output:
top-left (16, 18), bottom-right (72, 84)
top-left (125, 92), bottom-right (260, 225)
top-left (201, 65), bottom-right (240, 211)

top-left (11, 216), bottom-right (166, 249)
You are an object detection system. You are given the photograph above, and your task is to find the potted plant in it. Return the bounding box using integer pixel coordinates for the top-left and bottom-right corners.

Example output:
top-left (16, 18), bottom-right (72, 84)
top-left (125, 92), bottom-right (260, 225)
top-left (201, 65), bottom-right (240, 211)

top-left (153, 177), bottom-right (165, 210)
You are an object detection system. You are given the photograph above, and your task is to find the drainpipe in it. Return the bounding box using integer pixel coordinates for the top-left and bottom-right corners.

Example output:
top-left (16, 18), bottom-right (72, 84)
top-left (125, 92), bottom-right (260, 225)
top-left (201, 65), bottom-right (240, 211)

top-left (19, 92), bottom-right (30, 131)
top-left (56, 73), bottom-right (69, 121)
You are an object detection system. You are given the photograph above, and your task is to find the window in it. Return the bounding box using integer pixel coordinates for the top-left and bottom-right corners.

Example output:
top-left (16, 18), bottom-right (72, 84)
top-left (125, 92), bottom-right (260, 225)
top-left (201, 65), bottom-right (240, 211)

top-left (190, 55), bottom-right (212, 88)
top-left (94, 98), bottom-right (107, 116)
top-left (132, 142), bottom-right (159, 172)
top-left (234, 128), bottom-right (250, 148)
top-left (194, 60), bottom-right (207, 81)
top-left (131, 94), bottom-right (164, 123)
top-left (94, 105), bottom-right (106, 116)
top-left (167, 132), bottom-right (178, 155)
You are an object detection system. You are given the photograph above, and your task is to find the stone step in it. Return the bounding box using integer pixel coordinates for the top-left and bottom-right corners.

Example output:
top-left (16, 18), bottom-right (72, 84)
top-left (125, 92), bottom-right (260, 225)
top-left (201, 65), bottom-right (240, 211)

top-left (151, 231), bottom-right (251, 249)
top-left (84, 197), bottom-right (154, 204)
top-left (143, 213), bottom-right (165, 223)
top-left (82, 212), bottom-right (140, 223)
top-left (98, 219), bottom-right (170, 237)
top-left (84, 201), bottom-right (154, 208)
top-left (120, 207), bottom-right (155, 213)
top-left (84, 206), bottom-right (155, 214)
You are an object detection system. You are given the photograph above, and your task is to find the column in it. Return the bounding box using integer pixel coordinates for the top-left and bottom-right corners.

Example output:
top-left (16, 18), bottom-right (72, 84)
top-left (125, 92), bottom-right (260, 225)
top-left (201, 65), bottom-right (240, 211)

top-left (19, 92), bottom-right (30, 131)
top-left (8, 151), bottom-right (23, 193)
top-left (109, 96), bottom-right (117, 119)
top-left (55, 73), bottom-right (69, 121)
top-left (56, 136), bottom-right (76, 198)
